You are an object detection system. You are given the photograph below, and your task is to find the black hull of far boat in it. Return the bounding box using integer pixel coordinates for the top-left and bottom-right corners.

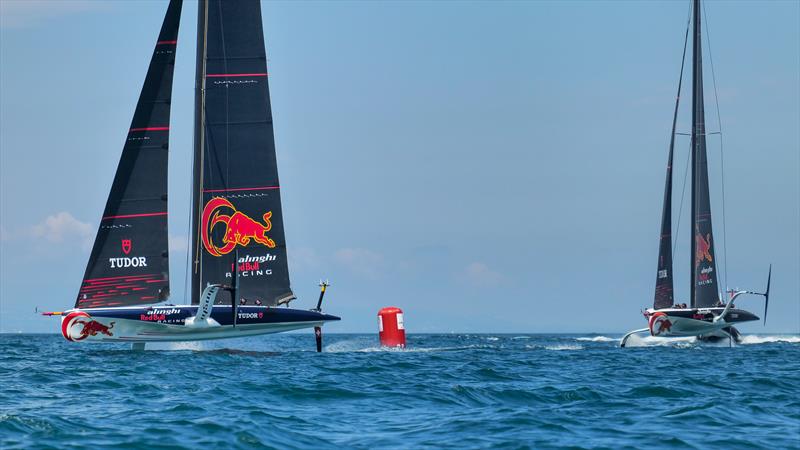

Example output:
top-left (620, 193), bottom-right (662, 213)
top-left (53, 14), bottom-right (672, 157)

top-left (620, 307), bottom-right (760, 347)
top-left (656, 307), bottom-right (760, 324)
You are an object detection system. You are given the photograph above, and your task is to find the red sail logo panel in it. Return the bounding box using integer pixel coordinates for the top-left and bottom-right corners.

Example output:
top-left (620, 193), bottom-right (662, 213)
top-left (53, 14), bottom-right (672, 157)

top-left (695, 231), bottom-right (713, 267)
top-left (201, 197), bottom-right (276, 257)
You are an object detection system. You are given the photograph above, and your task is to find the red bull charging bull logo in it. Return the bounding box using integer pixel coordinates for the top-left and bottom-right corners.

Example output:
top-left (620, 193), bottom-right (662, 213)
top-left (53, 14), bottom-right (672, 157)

top-left (695, 232), bottom-right (713, 267)
top-left (648, 312), bottom-right (673, 337)
top-left (62, 312), bottom-right (115, 341)
top-left (201, 197), bottom-right (276, 257)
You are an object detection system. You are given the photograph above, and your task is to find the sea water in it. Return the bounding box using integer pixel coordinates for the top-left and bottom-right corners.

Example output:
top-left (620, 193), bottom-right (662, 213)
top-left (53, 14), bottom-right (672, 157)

top-left (1, 333), bottom-right (798, 449)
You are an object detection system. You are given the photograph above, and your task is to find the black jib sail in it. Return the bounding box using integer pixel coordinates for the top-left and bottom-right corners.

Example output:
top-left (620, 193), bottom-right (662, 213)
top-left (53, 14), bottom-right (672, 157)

top-left (76, 0), bottom-right (182, 309)
top-left (190, 0), bottom-right (294, 307)
top-left (690, 0), bottom-right (720, 308)
top-left (653, 12), bottom-right (691, 310)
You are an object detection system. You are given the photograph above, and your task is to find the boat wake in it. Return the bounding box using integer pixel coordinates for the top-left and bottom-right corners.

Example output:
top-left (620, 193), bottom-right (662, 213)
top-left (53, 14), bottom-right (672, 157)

top-left (619, 334), bottom-right (799, 347)
top-left (322, 339), bottom-right (494, 354)
top-left (200, 348), bottom-right (282, 357)
top-left (524, 344), bottom-right (584, 351)
top-left (737, 335), bottom-right (800, 345)
top-left (125, 341), bottom-right (207, 351)
top-left (619, 334), bottom-right (698, 348)
top-left (575, 336), bottom-right (616, 342)
top-left (149, 341), bottom-right (283, 355)
top-left (166, 341), bottom-right (205, 351)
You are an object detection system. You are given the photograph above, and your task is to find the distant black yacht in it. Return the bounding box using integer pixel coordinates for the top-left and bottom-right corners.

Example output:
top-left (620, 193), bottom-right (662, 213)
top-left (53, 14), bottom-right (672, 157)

top-left (621, 0), bottom-right (770, 347)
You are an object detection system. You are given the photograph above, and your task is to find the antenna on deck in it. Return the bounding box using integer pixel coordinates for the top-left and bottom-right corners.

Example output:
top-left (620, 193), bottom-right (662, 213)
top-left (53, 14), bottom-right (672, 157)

top-left (762, 264), bottom-right (771, 325)
top-left (313, 280), bottom-right (330, 312)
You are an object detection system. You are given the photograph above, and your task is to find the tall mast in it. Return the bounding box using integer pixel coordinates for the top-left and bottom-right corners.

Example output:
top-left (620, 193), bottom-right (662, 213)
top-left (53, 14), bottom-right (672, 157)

top-left (690, 0), bottom-right (720, 308)
top-left (690, 0), bottom-right (700, 306)
top-left (190, 0), bottom-right (209, 303)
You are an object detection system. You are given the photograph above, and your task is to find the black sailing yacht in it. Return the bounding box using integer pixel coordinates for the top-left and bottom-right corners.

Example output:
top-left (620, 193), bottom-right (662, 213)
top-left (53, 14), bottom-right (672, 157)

top-left (44, 0), bottom-right (339, 350)
top-left (621, 0), bottom-right (770, 347)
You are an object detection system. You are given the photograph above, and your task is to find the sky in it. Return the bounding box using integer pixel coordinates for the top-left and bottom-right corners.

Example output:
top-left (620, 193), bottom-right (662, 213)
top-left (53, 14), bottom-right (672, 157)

top-left (1, 0), bottom-right (798, 334)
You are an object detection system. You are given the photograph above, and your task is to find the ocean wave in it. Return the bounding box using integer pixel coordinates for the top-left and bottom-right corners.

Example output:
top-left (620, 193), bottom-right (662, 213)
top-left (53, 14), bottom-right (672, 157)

top-left (525, 344), bottom-right (584, 351)
top-left (3, 333), bottom-right (799, 449)
top-left (575, 336), bottom-right (616, 342)
top-left (323, 339), bottom-right (494, 353)
top-left (545, 344), bottom-right (584, 351)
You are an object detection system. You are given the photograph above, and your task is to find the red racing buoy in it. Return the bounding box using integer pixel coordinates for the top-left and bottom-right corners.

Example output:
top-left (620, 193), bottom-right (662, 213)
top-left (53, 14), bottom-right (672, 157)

top-left (378, 306), bottom-right (406, 348)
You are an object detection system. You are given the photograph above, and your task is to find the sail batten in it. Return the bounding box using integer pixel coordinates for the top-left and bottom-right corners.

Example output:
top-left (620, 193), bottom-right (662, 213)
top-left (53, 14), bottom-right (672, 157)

top-left (76, 0), bottom-right (183, 309)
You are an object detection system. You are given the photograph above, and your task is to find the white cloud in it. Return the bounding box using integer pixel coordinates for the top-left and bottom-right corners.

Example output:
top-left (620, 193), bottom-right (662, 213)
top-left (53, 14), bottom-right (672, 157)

top-left (0, 0), bottom-right (108, 29)
top-left (461, 262), bottom-right (504, 287)
top-left (30, 212), bottom-right (93, 249)
top-left (288, 246), bottom-right (320, 271)
top-left (334, 247), bottom-right (384, 278)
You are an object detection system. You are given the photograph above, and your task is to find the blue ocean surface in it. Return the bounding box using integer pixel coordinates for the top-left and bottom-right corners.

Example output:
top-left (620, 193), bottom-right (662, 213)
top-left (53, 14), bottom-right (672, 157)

top-left (1, 333), bottom-right (798, 449)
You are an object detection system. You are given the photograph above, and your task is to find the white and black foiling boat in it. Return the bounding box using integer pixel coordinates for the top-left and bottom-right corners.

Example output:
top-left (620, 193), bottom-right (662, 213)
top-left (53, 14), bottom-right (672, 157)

top-left (621, 0), bottom-right (770, 347)
top-left (46, 0), bottom-right (339, 350)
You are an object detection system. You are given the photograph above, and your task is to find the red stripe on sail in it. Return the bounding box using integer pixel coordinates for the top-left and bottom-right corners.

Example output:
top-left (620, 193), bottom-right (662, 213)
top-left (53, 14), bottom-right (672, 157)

top-left (83, 274), bottom-right (160, 283)
top-left (81, 285), bottom-right (124, 292)
top-left (84, 277), bottom-right (155, 285)
top-left (102, 212), bottom-right (167, 220)
top-left (81, 280), bottom-right (156, 290)
top-left (129, 127), bottom-right (169, 132)
top-left (157, 40), bottom-right (177, 45)
top-left (203, 186), bottom-right (280, 193)
top-left (206, 73), bottom-right (267, 78)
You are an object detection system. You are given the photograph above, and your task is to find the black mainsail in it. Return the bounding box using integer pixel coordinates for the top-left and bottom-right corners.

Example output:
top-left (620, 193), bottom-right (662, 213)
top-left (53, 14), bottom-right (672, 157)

top-left (689, 0), bottom-right (720, 308)
top-left (76, 0), bottom-right (182, 309)
top-left (190, 0), bottom-right (294, 307)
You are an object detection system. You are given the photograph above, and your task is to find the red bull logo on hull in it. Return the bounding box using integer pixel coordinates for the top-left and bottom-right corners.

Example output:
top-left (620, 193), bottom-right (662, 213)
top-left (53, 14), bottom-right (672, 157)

top-left (648, 312), bottom-right (673, 336)
top-left (62, 311), bottom-right (116, 341)
top-left (201, 197), bottom-right (276, 257)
